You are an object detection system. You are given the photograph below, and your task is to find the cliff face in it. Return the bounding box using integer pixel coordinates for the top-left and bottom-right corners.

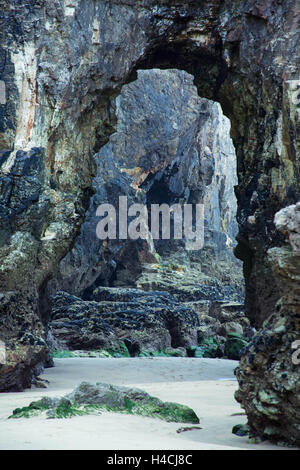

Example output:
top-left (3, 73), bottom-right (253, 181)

top-left (0, 0), bottom-right (299, 445)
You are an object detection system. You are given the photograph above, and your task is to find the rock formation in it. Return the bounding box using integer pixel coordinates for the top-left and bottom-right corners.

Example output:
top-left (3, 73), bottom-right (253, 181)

top-left (235, 203), bottom-right (300, 446)
top-left (0, 0), bottom-right (299, 446)
top-left (48, 69), bottom-right (241, 297)
top-left (49, 288), bottom-right (200, 353)
top-left (46, 69), bottom-right (246, 357)
top-left (9, 381), bottom-right (200, 424)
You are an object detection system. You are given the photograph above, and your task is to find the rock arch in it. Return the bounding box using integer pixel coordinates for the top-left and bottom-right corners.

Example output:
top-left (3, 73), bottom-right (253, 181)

top-left (0, 0), bottom-right (299, 444)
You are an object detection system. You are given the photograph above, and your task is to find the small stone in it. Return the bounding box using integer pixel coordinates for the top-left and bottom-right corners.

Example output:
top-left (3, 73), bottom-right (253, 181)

top-left (232, 423), bottom-right (250, 437)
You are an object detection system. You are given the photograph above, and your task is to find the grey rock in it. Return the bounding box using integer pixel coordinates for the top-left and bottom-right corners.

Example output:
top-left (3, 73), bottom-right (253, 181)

top-left (10, 381), bottom-right (200, 424)
top-left (48, 69), bottom-right (242, 299)
top-left (0, 0), bottom-right (299, 447)
top-left (49, 288), bottom-right (200, 352)
top-left (274, 202), bottom-right (300, 254)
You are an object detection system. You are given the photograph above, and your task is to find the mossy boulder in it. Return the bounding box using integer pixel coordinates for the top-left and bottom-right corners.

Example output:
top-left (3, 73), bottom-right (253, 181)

top-left (9, 381), bottom-right (199, 424)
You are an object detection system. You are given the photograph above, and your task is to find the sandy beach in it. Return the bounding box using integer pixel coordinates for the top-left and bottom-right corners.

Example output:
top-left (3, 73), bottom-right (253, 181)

top-left (0, 357), bottom-right (291, 450)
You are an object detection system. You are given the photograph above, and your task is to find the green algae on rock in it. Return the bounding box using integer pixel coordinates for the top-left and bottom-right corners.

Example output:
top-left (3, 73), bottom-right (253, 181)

top-left (224, 333), bottom-right (249, 360)
top-left (9, 382), bottom-right (199, 424)
top-left (9, 397), bottom-right (53, 419)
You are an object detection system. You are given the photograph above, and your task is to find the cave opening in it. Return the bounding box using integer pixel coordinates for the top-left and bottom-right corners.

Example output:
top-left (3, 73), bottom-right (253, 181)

top-left (96, 68), bottom-right (244, 302)
top-left (47, 67), bottom-right (248, 355)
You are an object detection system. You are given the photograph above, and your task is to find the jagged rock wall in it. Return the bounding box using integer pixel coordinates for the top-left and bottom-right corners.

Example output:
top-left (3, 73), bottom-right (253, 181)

top-left (235, 203), bottom-right (300, 446)
top-left (48, 68), bottom-right (241, 298)
top-left (0, 0), bottom-right (299, 446)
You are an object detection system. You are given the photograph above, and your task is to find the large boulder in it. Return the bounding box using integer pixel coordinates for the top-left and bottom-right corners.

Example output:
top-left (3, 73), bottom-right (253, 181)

top-left (10, 381), bottom-right (200, 424)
